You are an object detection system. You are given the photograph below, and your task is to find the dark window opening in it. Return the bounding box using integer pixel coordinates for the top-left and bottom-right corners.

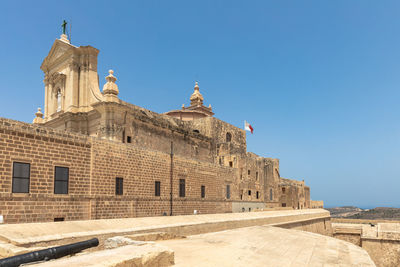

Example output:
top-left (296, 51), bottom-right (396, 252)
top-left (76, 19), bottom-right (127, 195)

top-left (282, 187), bottom-right (286, 193)
top-left (201, 185), bottom-right (205, 198)
top-left (256, 172), bottom-right (258, 180)
top-left (248, 170), bottom-right (251, 175)
top-left (116, 177), bottom-right (123, 195)
top-left (12, 162), bottom-right (30, 193)
top-left (122, 130), bottom-right (125, 143)
top-left (54, 217), bottom-right (65, 222)
top-left (226, 184), bottom-right (231, 199)
top-left (54, 166), bottom-right (69, 194)
top-left (193, 129), bottom-right (200, 133)
top-left (179, 179), bottom-right (185, 197)
top-left (226, 132), bottom-right (232, 142)
top-left (155, 181), bottom-right (161, 196)
top-left (248, 190), bottom-right (251, 196)
top-left (249, 207), bottom-right (251, 212)
top-left (256, 191), bottom-right (259, 199)
top-left (127, 136), bottom-right (132, 143)
top-left (282, 203), bottom-right (286, 207)
top-left (229, 161), bottom-right (233, 167)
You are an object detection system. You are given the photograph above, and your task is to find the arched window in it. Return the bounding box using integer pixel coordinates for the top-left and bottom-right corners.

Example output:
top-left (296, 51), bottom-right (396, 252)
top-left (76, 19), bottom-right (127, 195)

top-left (226, 132), bottom-right (232, 142)
top-left (56, 89), bottom-right (62, 112)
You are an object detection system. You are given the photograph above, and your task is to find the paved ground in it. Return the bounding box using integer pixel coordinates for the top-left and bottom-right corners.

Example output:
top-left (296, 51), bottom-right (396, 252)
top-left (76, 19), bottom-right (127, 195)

top-left (0, 209), bottom-right (329, 245)
top-left (159, 225), bottom-right (376, 267)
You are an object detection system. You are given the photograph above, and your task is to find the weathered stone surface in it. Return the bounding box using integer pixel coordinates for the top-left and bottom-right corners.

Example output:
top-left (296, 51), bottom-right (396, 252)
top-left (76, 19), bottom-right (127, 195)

top-left (104, 236), bottom-right (146, 249)
top-left (159, 225), bottom-right (375, 267)
top-left (34, 243), bottom-right (174, 267)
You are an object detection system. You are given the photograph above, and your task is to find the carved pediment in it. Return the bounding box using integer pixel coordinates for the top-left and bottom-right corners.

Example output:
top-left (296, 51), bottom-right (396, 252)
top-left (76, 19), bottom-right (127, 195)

top-left (40, 39), bottom-right (75, 71)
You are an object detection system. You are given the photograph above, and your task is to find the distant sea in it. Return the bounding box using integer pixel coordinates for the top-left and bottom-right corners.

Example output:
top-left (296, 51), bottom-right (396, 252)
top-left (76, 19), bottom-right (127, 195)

top-left (324, 205), bottom-right (376, 210)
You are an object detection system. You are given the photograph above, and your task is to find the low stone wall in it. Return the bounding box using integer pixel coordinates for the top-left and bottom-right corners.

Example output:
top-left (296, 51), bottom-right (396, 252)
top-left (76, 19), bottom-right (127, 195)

top-left (332, 221), bottom-right (400, 267)
top-left (0, 209), bottom-right (331, 250)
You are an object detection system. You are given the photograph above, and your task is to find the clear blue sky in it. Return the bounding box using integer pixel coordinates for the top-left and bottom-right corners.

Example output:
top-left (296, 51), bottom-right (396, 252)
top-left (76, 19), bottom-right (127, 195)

top-left (1, 1), bottom-right (399, 208)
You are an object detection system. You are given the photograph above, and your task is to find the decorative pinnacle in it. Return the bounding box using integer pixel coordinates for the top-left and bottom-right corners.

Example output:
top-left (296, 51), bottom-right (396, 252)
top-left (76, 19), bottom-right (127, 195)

top-left (35, 107), bottom-right (43, 118)
top-left (190, 81), bottom-right (203, 105)
top-left (33, 107), bottom-right (44, 124)
top-left (106, 70), bottom-right (117, 83)
top-left (102, 69), bottom-right (119, 98)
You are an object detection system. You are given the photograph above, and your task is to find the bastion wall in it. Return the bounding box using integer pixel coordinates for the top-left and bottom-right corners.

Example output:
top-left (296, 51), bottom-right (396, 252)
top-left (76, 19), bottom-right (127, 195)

top-left (0, 117), bottom-right (254, 223)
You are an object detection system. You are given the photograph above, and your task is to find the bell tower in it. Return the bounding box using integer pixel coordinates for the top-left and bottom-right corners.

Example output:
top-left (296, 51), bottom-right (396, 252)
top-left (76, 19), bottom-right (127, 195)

top-left (39, 23), bottom-right (102, 122)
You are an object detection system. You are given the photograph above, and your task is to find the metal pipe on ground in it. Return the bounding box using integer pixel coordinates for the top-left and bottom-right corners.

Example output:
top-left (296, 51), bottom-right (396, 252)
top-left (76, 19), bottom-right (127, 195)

top-left (0, 238), bottom-right (99, 267)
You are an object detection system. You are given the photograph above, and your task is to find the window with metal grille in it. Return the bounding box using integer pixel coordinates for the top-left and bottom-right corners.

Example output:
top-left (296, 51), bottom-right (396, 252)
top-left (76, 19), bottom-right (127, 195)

top-left (155, 181), bottom-right (161, 196)
top-left (226, 184), bottom-right (230, 199)
top-left (54, 166), bottom-right (69, 194)
top-left (201, 185), bottom-right (205, 198)
top-left (179, 179), bottom-right (185, 197)
top-left (12, 162), bottom-right (30, 193)
top-left (116, 177), bottom-right (123, 195)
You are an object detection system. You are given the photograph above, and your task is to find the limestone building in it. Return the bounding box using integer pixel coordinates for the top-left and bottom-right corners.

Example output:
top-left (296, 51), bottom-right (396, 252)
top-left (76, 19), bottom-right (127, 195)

top-left (0, 33), bottom-right (314, 223)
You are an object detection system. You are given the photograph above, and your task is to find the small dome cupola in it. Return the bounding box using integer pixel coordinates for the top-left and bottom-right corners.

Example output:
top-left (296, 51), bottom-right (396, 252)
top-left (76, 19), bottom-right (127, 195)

top-left (190, 81), bottom-right (204, 106)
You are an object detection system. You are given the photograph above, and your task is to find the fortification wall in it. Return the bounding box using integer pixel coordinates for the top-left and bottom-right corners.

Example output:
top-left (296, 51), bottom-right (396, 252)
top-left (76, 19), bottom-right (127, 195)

top-left (0, 117), bottom-right (242, 223)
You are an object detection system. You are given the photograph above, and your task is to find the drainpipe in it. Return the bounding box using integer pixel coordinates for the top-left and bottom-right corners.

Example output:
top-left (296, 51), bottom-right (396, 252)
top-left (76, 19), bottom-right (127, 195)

top-left (170, 141), bottom-right (174, 216)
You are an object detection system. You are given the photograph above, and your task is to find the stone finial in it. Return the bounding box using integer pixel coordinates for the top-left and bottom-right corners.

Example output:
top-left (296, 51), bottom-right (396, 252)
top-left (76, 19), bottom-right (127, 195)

top-left (102, 70), bottom-right (119, 102)
top-left (190, 81), bottom-right (204, 106)
top-left (33, 108), bottom-right (44, 124)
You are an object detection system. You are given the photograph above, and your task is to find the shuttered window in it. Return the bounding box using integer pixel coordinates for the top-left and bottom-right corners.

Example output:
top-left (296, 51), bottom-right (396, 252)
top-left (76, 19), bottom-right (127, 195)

top-left (155, 181), bottom-right (161, 196)
top-left (179, 179), bottom-right (185, 197)
top-left (54, 166), bottom-right (69, 194)
top-left (116, 177), bottom-right (123, 195)
top-left (12, 162), bottom-right (30, 193)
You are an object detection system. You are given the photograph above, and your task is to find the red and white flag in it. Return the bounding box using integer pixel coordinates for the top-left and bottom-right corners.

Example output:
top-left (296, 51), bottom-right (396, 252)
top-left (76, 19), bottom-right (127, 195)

top-left (244, 121), bottom-right (254, 134)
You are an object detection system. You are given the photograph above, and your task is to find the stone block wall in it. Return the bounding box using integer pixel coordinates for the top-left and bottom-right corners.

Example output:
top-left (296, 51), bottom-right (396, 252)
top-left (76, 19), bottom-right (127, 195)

top-left (0, 117), bottom-right (239, 223)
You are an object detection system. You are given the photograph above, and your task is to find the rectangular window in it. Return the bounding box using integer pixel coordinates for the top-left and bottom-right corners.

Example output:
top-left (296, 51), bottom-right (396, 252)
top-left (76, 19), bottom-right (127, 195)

top-left (201, 185), bottom-right (205, 198)
top-left (248, 170), bottom-right (251, 175)
top-left (282, 187), bottom-right (286, 193)
top-left (282, 203), bottom-right (286, 207)
top-left (116, 177), bottom-right (123, 195)
top-left (229, 161), bottom-right (233, 167)
top-left (248, 190), bottom-right (251, 196)
top-left (256, 191), bottom-right (259, 199)
top-left (127, 136), bottom-right (132, 143)
top-left (256, 172), bottom-right (258, 180)
top-left (226, 184), bottom-right (230, 199)
top-left (155, 181), bottom-right (161, 196)
top-left (54, 166), bottom-right (69, 194)
top-left (179, 179), bottom-right (185, 197)
top-left (12, 162), bottom-right (30, 193)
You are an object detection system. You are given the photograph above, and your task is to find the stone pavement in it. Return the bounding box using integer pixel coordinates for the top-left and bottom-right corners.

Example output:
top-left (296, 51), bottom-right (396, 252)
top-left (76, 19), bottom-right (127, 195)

top-left (159, 225), bottom-right (375, 267)
top-left (0, 209), bottom-right (329, 246)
